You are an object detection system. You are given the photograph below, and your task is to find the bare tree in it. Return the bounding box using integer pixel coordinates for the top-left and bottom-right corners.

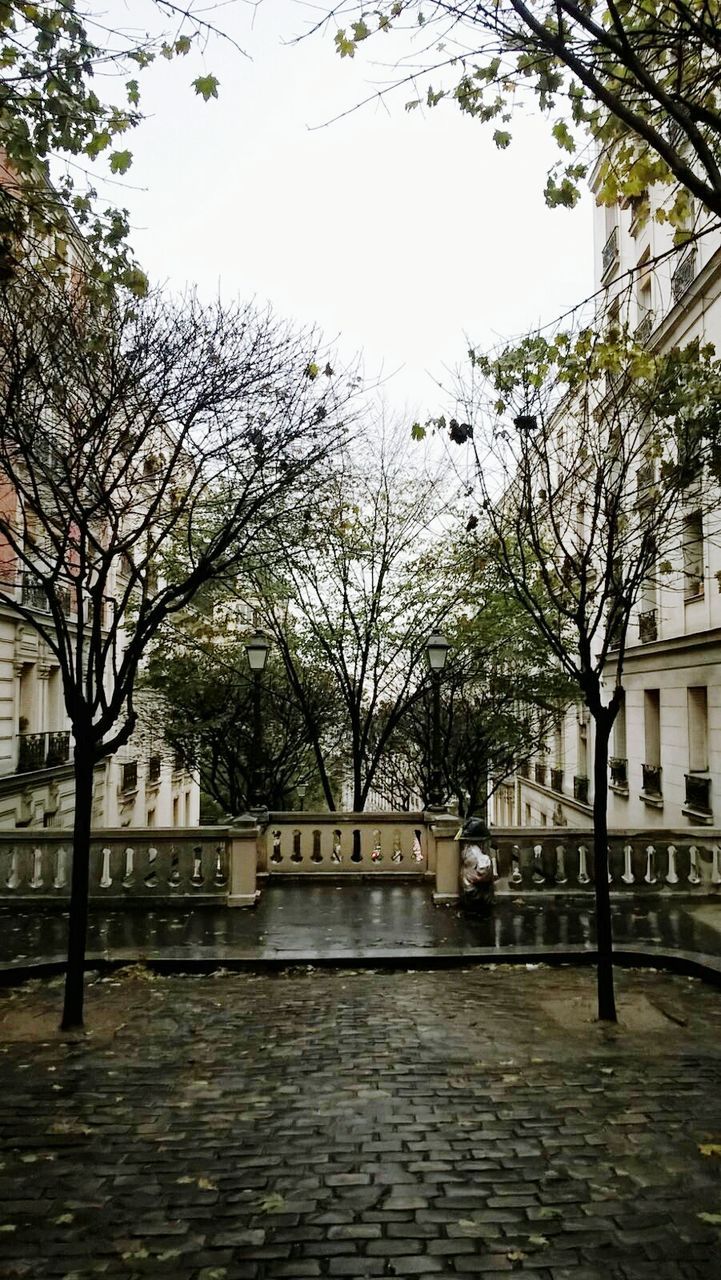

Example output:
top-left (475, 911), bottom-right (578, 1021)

top-left (0, 266), bottom-right (353, 1028)
top-left (452, 326), bottom-right (721, 1019)
top-left (252, 429), bottom-right (460, 811)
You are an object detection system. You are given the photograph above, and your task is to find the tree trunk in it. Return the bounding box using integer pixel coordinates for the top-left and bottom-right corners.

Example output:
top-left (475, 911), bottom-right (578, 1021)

top-left (592, 713), bottom-right (617, 1023)
top-left (60, 742), bottom-right (95, 1030)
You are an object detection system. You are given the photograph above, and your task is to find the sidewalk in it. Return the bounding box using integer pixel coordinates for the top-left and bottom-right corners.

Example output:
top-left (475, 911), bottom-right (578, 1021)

top-left (2, 882), bottom-right (721, 980)
top-left (1, 963), bottom-right (721, 1278)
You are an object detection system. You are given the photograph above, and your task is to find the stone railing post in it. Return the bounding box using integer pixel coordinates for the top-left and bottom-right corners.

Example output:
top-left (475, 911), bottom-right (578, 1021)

top-left (428, 812), bottom-right (461, 903)
top-left (227, 817), bottom-right (262, 907)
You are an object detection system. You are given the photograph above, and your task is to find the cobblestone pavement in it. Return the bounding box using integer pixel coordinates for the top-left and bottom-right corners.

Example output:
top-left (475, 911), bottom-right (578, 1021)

top-left (2, 966), bottom-right (721, 1279)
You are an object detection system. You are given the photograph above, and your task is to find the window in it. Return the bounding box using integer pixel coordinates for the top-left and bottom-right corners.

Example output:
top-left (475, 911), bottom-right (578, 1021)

top-left (683, 511), bottom-right (704, 599)
top-left (614, 691), bottom-right (627, 755)
top-left (688, 687), bottom-right (708, 772)
top-left (644, 689), bottom-right (661, 766)
top-left (636, 246), bottom-right (653, 322)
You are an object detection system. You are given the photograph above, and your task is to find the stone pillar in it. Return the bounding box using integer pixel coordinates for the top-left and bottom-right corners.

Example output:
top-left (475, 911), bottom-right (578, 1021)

top-left (429, 812), bottom-right (461, 904)
top-left (227, 817), bottom-right (262, 907)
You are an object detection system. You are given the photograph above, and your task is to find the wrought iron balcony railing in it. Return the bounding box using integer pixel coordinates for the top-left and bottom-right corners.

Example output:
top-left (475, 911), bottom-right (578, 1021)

top-left (685, 774), bottom-right (711, 814)
top-left (121, 761), bottom-right (138, 793)
top-left (671, 251), bottom-right (696, 303)
top-left (634, 311), bottom-right (654, 346)
top-left (17, 730), bottom-right (70, 772)
top-left (550, 767), bottom-right (564, 793)
top-left (642, 763), bottom-right (662, 797)
top-left (534, 762), bottom-right (547, 787)
top-left (638, 608), bottom-right (658, 642)
top-left (148, 754), bottom-right (162, 783)
top-left (573, 775), bottom-right (590, 805)
top-left (609, 757), bottom-right (628, 788)
top-left (601, 226), bottom-right (619, 278)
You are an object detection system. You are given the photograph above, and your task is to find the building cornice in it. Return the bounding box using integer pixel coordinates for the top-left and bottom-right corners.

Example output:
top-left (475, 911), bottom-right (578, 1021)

top-left (608, 624), bottom-right (721, 670)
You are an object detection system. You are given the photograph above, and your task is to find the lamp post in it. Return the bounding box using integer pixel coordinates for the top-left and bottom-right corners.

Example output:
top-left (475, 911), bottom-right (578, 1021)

top-left (244, 628), bottom-right (271, 811)
top-left (425, 630), bottom-right (451, 810)
top-left (297, 782), bottom-right (307, 813)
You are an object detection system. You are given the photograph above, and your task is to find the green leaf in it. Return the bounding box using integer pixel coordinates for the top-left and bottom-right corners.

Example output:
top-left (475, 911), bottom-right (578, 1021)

top-left (304, 361), bottom-right (319, 380)
top-left (493, 129), bottom-right (511, 149)
top-left (334, 29), bottom-right (356, 58)
top-left (351, 20), bottom-right (370, 41)
top-left (192, 74), bottom-right (220, 102)
top-left (411, 423), bottom-right (426, 441)
top-left (109, 149), bottom-right (132, 175)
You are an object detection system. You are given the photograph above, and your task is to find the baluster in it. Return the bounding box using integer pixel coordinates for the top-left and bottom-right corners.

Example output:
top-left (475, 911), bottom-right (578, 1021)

top-left (100, 846), bottom-right (112, 888)
top-left (29, 846), bottom-right (43, 889)
top-left (123, 846), bottom-right (135, 886)
top-left (168, 845), bottom-right (181, 886)
top-left (331, 828), bottom-right (342, 863)
top-left (391, 829), bottom-right (402, 863)
top-left (191, 845), bottom-right (204, 885)
top-left (554, 843), bottom-right (567, 885)
top-left (311, 830), bottom-right (323, 863)
top-left (350, 828), bottom-right (362, 863)
top-left (291, 829), bottom-right (302, 863)
top-left (214, 843), bottom-right (228, 885)
top-left (712, 844), bottom-right (721, 886)
top-left (665, 844), bottom-right (679, 886)
top-left (6, 848), bottom-right (20, 890)
top-left (577, 844), bottom-right (590, 885)
top-left (412, 829), bottom-right (424, 862)
top-left (270, 828), bottom-right (283, 864)
top-left (607, 849), bottom-right (613, 884)
top-left (54, 846), bottom-right (67, 890)
top-left (510, 843), bottom-right (523, 885)
top-left (644, 844), bottom-right (657, 885)
top-left (688, 845), bottom-right (701, 886)
top-left (532, 843), bottom-right (545, 885)
top-left (622, 843), bottom-right (634, 885)
top-left (145, 846), bottom-right (159, 887)
top-left (490, 847), bottom-right (499, 879)
top-left (371, 828), bottom-right (382, 863)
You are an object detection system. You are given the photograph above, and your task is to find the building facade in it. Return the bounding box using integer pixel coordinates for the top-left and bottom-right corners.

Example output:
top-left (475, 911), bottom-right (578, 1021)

top-left (491, 165), bottom-right (721, 831)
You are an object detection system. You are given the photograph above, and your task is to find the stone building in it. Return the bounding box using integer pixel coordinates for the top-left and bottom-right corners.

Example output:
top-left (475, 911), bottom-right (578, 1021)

top-left (491, 165), bottom-right (721, 831)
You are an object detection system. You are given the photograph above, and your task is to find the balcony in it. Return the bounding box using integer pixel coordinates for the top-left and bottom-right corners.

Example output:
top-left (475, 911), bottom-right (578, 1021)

top-left (642, 763), bottom-right (662, 797)
top-left (121, 761), bottom-right (138, 793)
top-left (148, 754), bottom-right (162, 783)
top-left (517, 761), bottom-right (530, 779)
top-left (609, 757), bottom-right (628, 789)
top-left (685, 774), bottom-right (711, 815)
top-left (671, 251), bottom-right (696, 303)
top-left (17, 730), bottom-right (71, 772)
top-left (573, 775), bottom-right (590, 805)
top-left (606, 613), bottom-right (623, 651)
top-left (550, 767), bottom-right (564, 793)
top-left (46, 731), bottom-right (71, 767)
top-left (635, 311), bottom-right (654, 346)
top-left (534, 762), bottom-right (547, 787)
top-left (22, 575), bottom-right (73, 616)
top-left (601, 226), bottom-right (619, 279)
top-left (638, 608), bottom-right (658, 643)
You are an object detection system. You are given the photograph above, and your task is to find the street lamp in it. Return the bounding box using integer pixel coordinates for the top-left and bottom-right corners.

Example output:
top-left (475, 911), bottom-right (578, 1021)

top-left (297, 782), bottom-right (307, 812)
top-left (425, 630), bottom-right (450, 809)
top-left (244, 628), bottom-right (271, 811)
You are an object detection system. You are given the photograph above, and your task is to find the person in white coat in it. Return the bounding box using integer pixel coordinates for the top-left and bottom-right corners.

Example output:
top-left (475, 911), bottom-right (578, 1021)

top-left (457, 815), bottom-right (495, 912)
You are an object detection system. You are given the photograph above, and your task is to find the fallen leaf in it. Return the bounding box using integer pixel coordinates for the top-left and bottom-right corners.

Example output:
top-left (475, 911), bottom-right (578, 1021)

top-left (699, 1144), bottom-right (721, 1158)
top-left (698, 1212), bottom-right (721, 1225)
top-left (255, 1192), bottom-right (286, 1214)
top-left (528, 1234), bottom-right (550, 1247)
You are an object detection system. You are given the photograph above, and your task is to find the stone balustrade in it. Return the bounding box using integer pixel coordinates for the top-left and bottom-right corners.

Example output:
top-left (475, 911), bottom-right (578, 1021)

top-left (1, 819), bottom-right (720, 907)
top-left (262, 812), bottom-right (427, 874)
top-left (0, 828), bottom-right (233, 902)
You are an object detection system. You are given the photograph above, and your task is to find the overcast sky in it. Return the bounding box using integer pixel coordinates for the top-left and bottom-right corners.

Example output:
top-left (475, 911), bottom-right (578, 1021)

top-left (102, 0), bottom-right (594, 418)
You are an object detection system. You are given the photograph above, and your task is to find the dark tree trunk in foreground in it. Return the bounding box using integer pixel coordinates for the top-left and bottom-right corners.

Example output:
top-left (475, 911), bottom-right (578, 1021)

top-left (60, 742), bottom-right (95, 1030)
top-left (592, 713), bottom-right (617, 1023)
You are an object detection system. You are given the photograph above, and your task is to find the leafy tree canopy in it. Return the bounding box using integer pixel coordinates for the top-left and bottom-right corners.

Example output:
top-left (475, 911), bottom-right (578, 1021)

top-left (0, 0), bottom-right (239, 291)
top-left (315, 0), bottom-right (721, 228)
